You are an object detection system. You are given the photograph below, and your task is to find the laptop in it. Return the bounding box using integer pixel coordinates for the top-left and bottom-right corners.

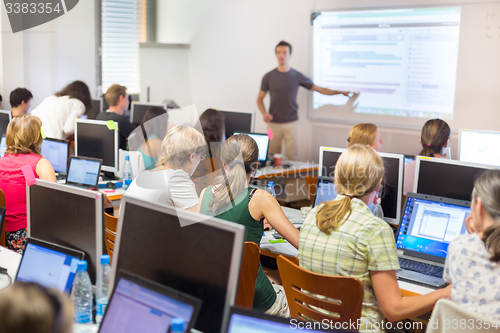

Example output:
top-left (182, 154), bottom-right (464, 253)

top-left (99, 270), bottom-right (202, 333)
top-left (226, 307), bottom-right (347, 332)
top-left (15, 237), bottom-right (84, 294)
top-left (395, 193), bottom-right (471, 288)
top-left (312, 176), bottom-right (337, 208)
top-left (41, 138), bottom-right (70, 180)
top-left (0, 135), bottom-right (6, 157)
top-left (65, 156), bottom-right (102, 190)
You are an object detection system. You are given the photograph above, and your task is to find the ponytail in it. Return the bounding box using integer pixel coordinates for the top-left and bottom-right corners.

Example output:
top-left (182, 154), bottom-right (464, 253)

top-left (418, 119), bottom-right (450, 157)
top-left (316, 196), bottom-right (352, 234)
top-left (418, 144), bottom-right (435, 158)
top-left (483, 224), bottom-right (500, 263)
top-left (208, 162), bottom-right (247, 215)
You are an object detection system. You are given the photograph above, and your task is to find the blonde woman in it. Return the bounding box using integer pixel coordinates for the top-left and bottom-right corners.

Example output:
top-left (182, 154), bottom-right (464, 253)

top-left (125, 125), bottom-right (206, 212)
top-left (0, 282), bottom-right (73, 333)
top-left (0, 114), bottom-right (56, 254)
top-left (198, 134), bottom-right (299, 316)
top-left (299, 145), bottom-right (450, 333)
top-left (347, 123), bottom-right (383, 152)
top-left (444, 169), bottom-right (500, 319)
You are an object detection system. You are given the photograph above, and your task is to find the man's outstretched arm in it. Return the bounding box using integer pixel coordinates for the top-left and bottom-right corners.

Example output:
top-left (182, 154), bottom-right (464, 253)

top-left (311, 84), bottom-right (350, 96)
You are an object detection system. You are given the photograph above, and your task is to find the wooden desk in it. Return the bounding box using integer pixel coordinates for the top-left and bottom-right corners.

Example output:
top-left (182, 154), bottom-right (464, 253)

top-left (252, 161), bottom-right (319, 203)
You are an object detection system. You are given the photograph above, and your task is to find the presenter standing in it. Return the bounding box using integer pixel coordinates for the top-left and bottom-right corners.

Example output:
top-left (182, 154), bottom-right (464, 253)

top-left (257, 41), bottom-right (349, 160)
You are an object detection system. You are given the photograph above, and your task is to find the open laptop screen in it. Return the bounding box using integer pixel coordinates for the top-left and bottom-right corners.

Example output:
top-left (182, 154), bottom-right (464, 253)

top-left (41, 138), bottom-right (69, 174)
top-left (397, 195), bottom-right (470, 259)
top-left (100, 274), bottom-right (199, 333)
top-left (234, 132), bottom-right (269, 162)
top-left (313, 177), bottom-right (337, 208)
top-left (67, 157), bottom-right (101, 187)
top-left (16, 240), bottom-right (83, 293)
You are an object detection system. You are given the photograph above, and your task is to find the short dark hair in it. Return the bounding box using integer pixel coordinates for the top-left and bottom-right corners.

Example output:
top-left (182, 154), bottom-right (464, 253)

top-left (275, 40), bottom-right (292, 54)
top-left (10, 88), bottom-right (33, 108)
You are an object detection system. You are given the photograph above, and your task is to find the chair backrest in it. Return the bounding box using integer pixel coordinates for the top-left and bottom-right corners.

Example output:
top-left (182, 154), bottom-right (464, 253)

top-left (235, 241), bottom-right (261, 309)
top-left (0, 189), bottom-right (5, 247)
top-left (104, 213), bottom-right (118, 264)
top-left (305, 176), bottom-right (317, 206)
top-left (277, 255), bottom-right (363, 324)
top-left (427, 299), bottom-right (498, 333)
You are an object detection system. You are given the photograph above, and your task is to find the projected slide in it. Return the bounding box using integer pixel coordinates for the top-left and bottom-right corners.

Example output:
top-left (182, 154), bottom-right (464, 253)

top-left (312, 7), bottom-right (461, 120)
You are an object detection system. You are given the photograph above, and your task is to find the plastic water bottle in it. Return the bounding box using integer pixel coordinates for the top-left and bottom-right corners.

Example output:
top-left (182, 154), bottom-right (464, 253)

top-left (122, 155), bottom-right (133, 190)
top-left (170, 318), bottom-right (185, 333)
top-left (267, 181), bottom-right (276, 198)
top-left (96, 255), bottom-right (111, 325)
top-left (71, 260), bottom-right (93, 329)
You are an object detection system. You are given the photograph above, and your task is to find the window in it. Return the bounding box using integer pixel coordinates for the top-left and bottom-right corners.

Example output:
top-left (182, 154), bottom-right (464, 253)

top-left (101, 0), bottom-right (146, 94)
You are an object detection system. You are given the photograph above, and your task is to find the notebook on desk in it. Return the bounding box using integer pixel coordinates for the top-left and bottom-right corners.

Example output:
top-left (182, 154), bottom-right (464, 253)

top-left (15, 237), bottom-right (84, 294)
top-left (395, 193), bottom-right (471, 288)
top-left (99, 270), bottom-right (202, 333)
top-left (65, 156), bottom-right (102, 190)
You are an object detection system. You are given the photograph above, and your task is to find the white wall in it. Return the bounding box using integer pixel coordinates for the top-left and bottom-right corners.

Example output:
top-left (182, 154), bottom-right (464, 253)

top-left (0, 0), bottom-right (96, 109)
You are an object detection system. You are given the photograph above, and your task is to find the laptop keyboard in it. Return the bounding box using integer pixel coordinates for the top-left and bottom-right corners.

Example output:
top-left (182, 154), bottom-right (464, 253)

top-left (399, 258), bottom-right (444, 277)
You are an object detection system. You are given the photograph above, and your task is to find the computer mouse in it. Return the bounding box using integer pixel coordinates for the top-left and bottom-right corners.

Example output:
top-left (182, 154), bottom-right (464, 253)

top-left (106, 182), bottom-right (116, 189)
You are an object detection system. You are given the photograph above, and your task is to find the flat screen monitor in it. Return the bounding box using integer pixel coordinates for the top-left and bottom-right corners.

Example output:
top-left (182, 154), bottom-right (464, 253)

top-left (27, 180), bottom-right (104, 284)
top-left (318, 146), bottom-right (404, 224)
top-left (414, 157), bottom-right (494, 201)
top-left (75, 119), bottom-right (118, 173)
top-left (0, 110), bottom-right (12, 137)
top-left (16, 238), bottom-right (84, 294)
top-left (90, 98), bottom-right (103, 119)
top-left (130, 102), bottom-right (166, 126)
top-left (41, 138), bottom-right (69, 174)
top-left (0, 135), bottom-right (6, 157)
top-left (234, 132), bottom-right (269, 162)
top-left (220, 111), bottom-right (253, 139)
top-left (459, 129), bottom-right (500, 167)
top-left (113, 197), bottom-right (245, 333)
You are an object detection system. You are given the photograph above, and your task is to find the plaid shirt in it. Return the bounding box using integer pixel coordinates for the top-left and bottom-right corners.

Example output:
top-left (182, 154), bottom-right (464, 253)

top-left (299, 195), bottom-right (400, 333)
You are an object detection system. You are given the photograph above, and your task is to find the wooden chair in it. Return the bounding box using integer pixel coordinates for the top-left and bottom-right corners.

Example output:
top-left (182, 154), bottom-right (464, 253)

top-left (235, 241), bottom-right (260, 309)
top-left (0, 189), bottom-right (5, 247)
top-left (277, 255), bottom-right (363, 324)
top-left (305, 176), bottom-right (317, 206)
top-left (104, 212), bottom-right (118, 264)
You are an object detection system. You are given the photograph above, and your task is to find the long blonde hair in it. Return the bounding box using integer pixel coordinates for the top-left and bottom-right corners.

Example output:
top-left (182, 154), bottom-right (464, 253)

top-left (347, 123), bottom-right (378, 147)
top-left (0, 282), bottom-right (73, 333)
top-left (5, 113), bottom-right (43, 156)
top-left (316, 144), bottom-right (384, 234)
top-left (208, 134), bottom-right (259, 215)
top-left (157, 125), bottom-right (206, 168)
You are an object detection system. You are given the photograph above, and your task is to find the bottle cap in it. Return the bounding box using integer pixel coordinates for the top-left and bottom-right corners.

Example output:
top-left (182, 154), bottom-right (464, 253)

top-left (125, 155), bottom-right (130, 160)
top-left (171, 317), bottom-right (185, 331)
top-left (100, 254), bottom-right (110, 265)
top-left (77, 260), bottom-right (87, 271)
top-left (268, 181), bottom-right (274, 187)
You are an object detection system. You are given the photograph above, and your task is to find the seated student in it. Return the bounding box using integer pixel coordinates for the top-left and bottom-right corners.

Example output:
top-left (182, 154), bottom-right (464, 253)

top-left (199, 134), bottom-right (299, 317)
top-left (347, 123), bottom-right (383, 218)
top-left (347, 123), bottom-right (383, 152)
top-left (31, 81), bottom-right (92, 139)
top-left (444, 169), bottom-right (500, 320)
top-left (0, 282), bottom-right (73, 333)
top-left (96, 84), bottom-right (136, 150)
top-left (0, 114), bottom-right (56, 254)
top-left (299, 145), bottom-right (450, 332)
top-left (192, 108), bottom-right (225, 193)
top-left (403, 119), bottom-right (450, 195)
top-left (10, 88), bottom-right (33, 117)
top-left (128, 107), bottom-right (174, 170)
top-left (125, 125), bottom-right (205, 212)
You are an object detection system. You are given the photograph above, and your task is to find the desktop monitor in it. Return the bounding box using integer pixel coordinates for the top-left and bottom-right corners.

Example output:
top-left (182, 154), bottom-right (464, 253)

top-left (220, 111), bottom-right (253, 139)
top-left (414, 157), bottom-right (495, 201)
top-left (234, 132), bottom-right (269, 162)
top-left (318, 146), bottom-right (404, 224)
top-left (41, 138), bottom-right (69, 174)
top-left (112, 197), bottom-right (245, 333)
top-left (75, 119), bottom-right (119, 173)
top-left (0, 110), bottom-right (12, 136)
top-left (0, 135), bottom-right (6, 157)
top-left (459, 129), bottom-right (500, 167)
top-left (27, 180), bottom-right (104, 284)
top-left (130, 102), bottom-right (166, 126)
top-left (90, 98), bottom-right (103, 119)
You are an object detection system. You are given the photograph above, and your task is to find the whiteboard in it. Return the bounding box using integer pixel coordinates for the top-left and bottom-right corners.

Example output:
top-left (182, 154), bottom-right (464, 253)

top-left (308, 3), bottom-right (500, 132)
